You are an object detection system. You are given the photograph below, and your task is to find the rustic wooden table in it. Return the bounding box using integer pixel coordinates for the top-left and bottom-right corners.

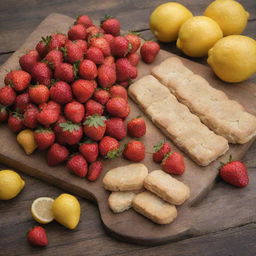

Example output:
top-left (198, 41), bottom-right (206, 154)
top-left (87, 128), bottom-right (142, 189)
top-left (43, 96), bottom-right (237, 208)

top-left (0, 0), bottom-right (256, 255)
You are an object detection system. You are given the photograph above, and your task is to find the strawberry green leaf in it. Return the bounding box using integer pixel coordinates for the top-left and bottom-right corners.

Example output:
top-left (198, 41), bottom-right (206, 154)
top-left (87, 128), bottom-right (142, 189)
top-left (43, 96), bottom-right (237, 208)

top-left (153, 141), bottom-right (164, 153)
top-left (60, 121), bottom-right (81, 132)
top-left (83, 115), bottom-right (106, 127)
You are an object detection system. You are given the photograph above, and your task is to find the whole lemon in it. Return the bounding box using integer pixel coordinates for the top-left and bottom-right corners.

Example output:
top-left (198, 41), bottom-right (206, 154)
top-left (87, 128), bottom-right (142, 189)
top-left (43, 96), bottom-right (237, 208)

top-left (177, 16), bottom-right (223, 57)
top-left (150, 2), bottom-right (193, 42)
top-left (0, 170), bottom-right (25, 200)
top-left (207, 35), bottom-right (256, 83)
top-left (17, 129), bottom-right (37, 155)
top-left (52, 193), bottom-right (81, 230)
top-left (204, 0), bottom-right (249, 36)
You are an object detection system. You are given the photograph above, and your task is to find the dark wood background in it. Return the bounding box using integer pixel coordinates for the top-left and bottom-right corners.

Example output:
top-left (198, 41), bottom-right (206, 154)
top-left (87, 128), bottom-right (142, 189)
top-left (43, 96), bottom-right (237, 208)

top-left (0, 0), bottom-right (255, 255)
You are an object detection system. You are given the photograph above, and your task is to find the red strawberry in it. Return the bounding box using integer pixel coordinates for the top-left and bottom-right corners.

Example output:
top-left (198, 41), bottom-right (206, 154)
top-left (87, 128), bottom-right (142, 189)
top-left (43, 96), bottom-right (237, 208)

top-left (73, 39), bottom-right (87, 54)
top-left (14, 93), bottom-right (30, 113)
top-left (62, 40), bottom-right (84, 64)
top-left (87, 161), bottom-right (103, 181)
top-left (101, 16), bottom-right (120, 36)
top-left (44, 49), bottom-right (63, 69)
top-left (54, 63), bottom-right (75, 83)
top-left (5, 70), bottom-right (31, 92)
top-left (85, 99), bottom-right (104, 117)
top-left (110, 85), bottom-right (128, 101)
top-left (47, 143), bottom-right (69, 166)
top-left (103, 34), bottom-right (114, 45)
top-left (50, 81), bottom-right (73, 104)
top-left (86, 26), bottom-right (103, 39)
top-left (8, 112), bottom-right (24, 132)
top-left (86, 47), bottom-right (104, 65)
top-left (31, 62), bottom-right (52, 86)
top-left (127, 117), bottom-right (146, 138)
top-left (37, 101), bottom-right (60, 127)
top-left (27, 226), bottom-right (48, 247)
top-left (0, 105), bottom-right (8, 123)
top-left (58, 121), bottom-right (83, 145)
top-left (90, 37), bottom-right (111, 56)
top-left (53, 116), bottom-right (67, 145)
top-left (72, 79), bottom-right (94, 103)
top-left (125, 33), bottom-right (141, 53)
top-left (29, 84), bottom-right (49, 104)
top-left (106, 117), bottom-right (126, 140)
top-left (127, 52), bottom-right (140, 66)
top-left (47, 33), bottom-right (67, 51)
top-left (111, 36), bottom-right (131, 57)
top-left (219, 160), bottom-right (249, 187)
top-left (68, 24), bottom-right (87, 40)
top-left (140, 41), bottom-right (160, 64)
top-left (98, 64), bottom-right (116, 88)
top-left (119, 81), bottom-right (130, 88)
top-left (79, 59), bottom-right (97, 80)
top-left (83, 115), bottom-right (106, 141)
top-left (153, 141), bottom-right (171, 163)
top-left (103, 56), bottom-right (115, 69)
top-left (0, 85), bottom-right (16, 106)
top-left (76, 15), bottom-right (93, 28)
top-left (123, 140), bottom-right (145, 162)
top-left (34, 128), bottom-right (55, 150)
top-left (99, 136), bottom-right (120, 159)
top-left (36, 36), bottom-right (51, 58)
top-left (67, 154), bottom-right (88, 177)
top-left (93, 89), bottom-right (110, 105)
top-left (64, 101), bottom-right (85, 123)
top-left (161, 152), bottom-right (185, 175)
top-left (23, 105), bottom-right (39, 129)
top-left (106, 97), bottom-right (130, 118)
top-left (79, 140), bottom-right (99, 163)
top-left (115, 58), bottom-right (136, 82)
top-left (19, 50), bottom-right (40, 72)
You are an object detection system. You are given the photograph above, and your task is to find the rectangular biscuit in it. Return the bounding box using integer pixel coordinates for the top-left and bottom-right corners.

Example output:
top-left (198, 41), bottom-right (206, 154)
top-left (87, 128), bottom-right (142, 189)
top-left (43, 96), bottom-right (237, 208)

top-left (132, 191), bottom-right (177, 225)
top-left (152, 57), bottom-right (256, 144)
top-left (144, 170), bottom-right (190, 205)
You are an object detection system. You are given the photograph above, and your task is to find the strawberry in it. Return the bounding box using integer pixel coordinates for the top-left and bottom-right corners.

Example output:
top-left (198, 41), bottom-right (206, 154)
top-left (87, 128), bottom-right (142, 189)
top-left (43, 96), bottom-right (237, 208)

top-left (19, 50), bottom-right (40, 72)
top-left (36, 36), bottom-right (51, 58)
top-left (90, 80), bottom-right (97, 89)
top-left (68, 24), bottom-right (87, 40)
top-left (34, 128), bottom-right (55, 150)
top-left (106, 97), bottom-right (130, 118)
top-left (29, 84), bottom-right (49, 104)
top-left (119, 81), bottom-right (130, 88)
top-left (99, 136), bottom-right (120, 159)
top-left (64, 101), bottom-right (85, 123)
top-left (125, 33), bottom-right (141, 53)
top-left (161, 152), bottom-right (185, 175)
top-left (90, 37), bottom-right (111, 57)
top-left (98, 64), bottom-right (116, 88)
top-left (47, 143), bottom-right (69, 166)
top-left (103, 56), bottom-right (115, 69)
top-left (62, 40), bottom-right (84, 64)
top-left (59, 121), bottom-right (83, 145)
top-left (8, 112), bottom-right (24, 132)
top-left (140, 41), bottom-right (160, 64)
top-left (86, 47), bottom-right (104, 65)
top-left (79, 140), bottom-right (99, 163)
top-left (103, 34), bottom-right (114, 45)
top-left (79, 59), bottom-right (97, 80)
top-left (219, 160), bottom-right (249, 187)
top-left (72, 79), bottom-right (94, 103)
top-left (47, 33), bottom-right (67, 51)
top-left (127, 117), bottom-right (146, 138)
top-left (101, 16), bottom-right (120, 36)
top-left (54, 63), bottom-right (75, 83)
top-left (0, 105), bottom-right (8, 123)
top-left (110, 85), bottom-right (128, 101)
top-left (83, 114), bottom-right (106, 141)
top-left (44, 49), bottom-right (64, 69)
top-left (4, 70), bottom-right (31, 91)
top-left (37, 101), bottom-right (60, 127)
top-left (115, 58), bottom-right (137, 82)
top-left (23, 105), bottom-right (39, 129)
top-left (27, 226), bottom-right (48, 247)
top-left (75, 15), bottom-right (93, 28)
top-left (153, 141), bottom-right (171, 163)
top-left (14, 93), bottom-right (30, 113)
top-left (67, 154), bottom-right (88, 177)
top-left (111, 36), bottom-right (131, 57)
top-left (87, 161), bottom-right (103, 181)
top-left (73, 39), bottom-right (87, 54)
top-left (85, 99), bottom-right (104, 117)
top-left (0, 86), bottom-right (16, 106)
top-left (50, 81), bottom-right (73, 104)
top-left (86, 26), bottom-right (103, 39)
top-left (127, 52), bottom-right (140, 66)
top-left (53, 116), bottom-right (67, 145)
top-left (31, 62), bottom-right (52, 86)
top-left (106, 117), bottom-right (126, 140)
top-left (123, 140), bottom-right (145, 162)
top-left (93, 89), bottom-right (110, 105)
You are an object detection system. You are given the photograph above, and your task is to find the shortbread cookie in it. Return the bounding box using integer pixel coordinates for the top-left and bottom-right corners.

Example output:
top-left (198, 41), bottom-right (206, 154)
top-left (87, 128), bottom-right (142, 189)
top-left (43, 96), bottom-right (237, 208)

top-left (108, 191), bottom-right (136, 213)
top-left (103, 164), bottom-right (148, 191)
top-left (152, 57), bottom-right (256, 144)
top-left (144, 170), bottom-right (190, 205)
top-left (132, 191), bottom-right (177, 224)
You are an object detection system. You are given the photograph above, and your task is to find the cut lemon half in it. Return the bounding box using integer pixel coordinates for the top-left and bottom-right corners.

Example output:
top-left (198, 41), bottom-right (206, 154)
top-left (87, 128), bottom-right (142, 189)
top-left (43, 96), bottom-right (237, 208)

top-left (31, 197), bottom-right (54, 224)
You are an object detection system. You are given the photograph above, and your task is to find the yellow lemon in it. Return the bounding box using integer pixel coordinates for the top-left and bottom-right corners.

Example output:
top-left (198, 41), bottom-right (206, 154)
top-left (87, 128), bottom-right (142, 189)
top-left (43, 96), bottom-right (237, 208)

top-left (0, 170), bottom-right (25, 200)
top-left (31, 197), bottom-right (54, 224)
top-left (150, 2), bottom-right (193, 42)
top-left (177, 16), bottom-right (223, 57)
top-left (207, 35), bottom-right (256, 83)
top-left (52, 193), bottom-right (81, 230)
top-left (204, 0), bottom-right (249, 36)
top-left (17, 129), bottom-right (37, 155)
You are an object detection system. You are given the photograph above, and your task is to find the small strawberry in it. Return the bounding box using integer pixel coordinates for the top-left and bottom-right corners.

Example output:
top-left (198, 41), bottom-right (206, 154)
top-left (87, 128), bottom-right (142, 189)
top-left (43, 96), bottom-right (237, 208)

top-left (27, 226), bottom-right (48, 247)
top-left (14, 93), bottom-right (30, 113)
top-left (8, 112), bottom-right (24, 132)
top-left (0, 105), bottom-right (8, 123)
top-left (23, 105), bottom-right (39, 129)
top-left (4, 70), bottom-right (31, 92)
top-left (83, 115), bottom-right (106, 141)
top-left (85, 99), bottom-right (104, 117)
top-left (123, 140), bottom-right (145, 162)
top-left (68, 24), bottom-right (87, 40)
top-left (72, 79), bottom-right (94, 103)
top-left (59, 121), bottom-right (83, 145)
top-left (110, 85), bottom-right (128, 101)
top-left (127, 52), bottom-right (140, 66)
top-left (101, 16), bottom-right (120, 36)
top-left (54, 63), bottom-right (75, 83)
top-left (73, 39), bottom-right (87, 54)
top-left (79, 59), bottom-right (97, 80)
top-left (125, 33), bottom-right (141, 53)
top-left (19, 50), bottom-right (40, 72)
top-left (44, 49), bottom-right (64, 69)
top-left (50, 81), bottom-right (73, 104)
top-left (0, 85), bottom-right (16, 106)
top-left (29, 84), bottom-right (49, 104)
top-left (115, 58), bottom-right (137, 82)
top-left (79, 140), bottom-right (99, 163)
top-left (99, 136), bottom-right (120, 159)
top-left (103, 56), bottom-right (115, 69)
top-left (161, 152), bottom-right (185, 175)
top-left (31, 62), bottom-right (53, 86)
top-left (47, 33), bottom-right (67, 51)
top-left (153, 141), bottom-right (171, 163)
top-left (37, 101), bottom-right (60, 127)
top-left (103, 34), bottom-right (114, 45)
top-left (67, 154), bottom-right (88, 178)
top-left (127, 117), bottom-right (146, 138)
top-left (93, 89), bottom-right (110, 105)
top-left (86, 47), bottom-right (104, 65)
top-left (90, 37), bottom-right (111, 57)
top-left (106, 117), bottom-right (126, 140)
top-left (111, 36), bottom-right (131, 57)
top-left (36, 36), bottom-right (51, 58)
top-left (47, 143), bottom-right (69, 166)
top-left (140, 41), bottom-right (160, 64)
top-left (34, 128), bottom-right (55, 150)
top-left (62, 40), bottom-right (84, 64)
top-left (75, 15), bottom-right (93, 28)
top-left (87, 161), bottom-right (103, 181)
top-left (64, 101), bottom-right (85, 123)
top-left (86, 26), bottom-right (104, 39)
top-left (98, 64), bottom-right (116, 88)
top-left (53, 116), bottom-right (67, 145)
top-left (106, 97), bottom-right (130, 118)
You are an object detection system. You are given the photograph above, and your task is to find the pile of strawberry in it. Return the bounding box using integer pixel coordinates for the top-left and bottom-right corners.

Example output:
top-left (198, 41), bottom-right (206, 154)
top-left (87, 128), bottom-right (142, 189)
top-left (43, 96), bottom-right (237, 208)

top-left (0, 15), bottom-right (160, 181)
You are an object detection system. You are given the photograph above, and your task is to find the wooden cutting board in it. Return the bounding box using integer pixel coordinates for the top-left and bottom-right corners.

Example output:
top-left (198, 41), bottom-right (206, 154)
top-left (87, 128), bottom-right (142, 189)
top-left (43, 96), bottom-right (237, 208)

top-left (0, 13), bottom-right (255, 245)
